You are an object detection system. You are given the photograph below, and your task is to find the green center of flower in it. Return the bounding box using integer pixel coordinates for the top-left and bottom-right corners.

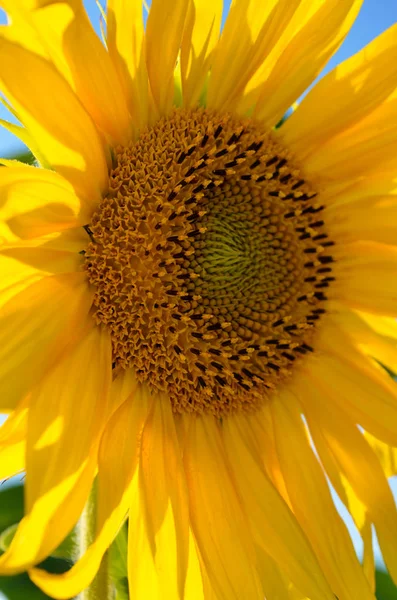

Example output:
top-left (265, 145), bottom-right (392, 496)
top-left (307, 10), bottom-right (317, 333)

top-left (83, 108), bottom-right (334, 415)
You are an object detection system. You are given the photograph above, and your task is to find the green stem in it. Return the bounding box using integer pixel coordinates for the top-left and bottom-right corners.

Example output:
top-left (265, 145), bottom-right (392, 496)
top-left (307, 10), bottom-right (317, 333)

top-left (78, 481), bottom-right (112, 600)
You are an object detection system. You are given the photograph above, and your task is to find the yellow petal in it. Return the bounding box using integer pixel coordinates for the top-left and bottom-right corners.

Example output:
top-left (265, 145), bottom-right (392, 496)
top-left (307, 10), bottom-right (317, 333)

top-left (299, 383), bottom-right (397, 585)
top-left (0, 164), bottom-right (92, 244)
top-left (107, 0), bottom-right (150, 130)
top-left (180, 0), bottom-right (222, 108)
top-left (240, 0), bottom-right (362, 125)
top-left (286, 379), bottom-right (359, 523)
top-left (362, 517), bottom-right (375, 593)
top-left (302, 336), bottom-right (397, 446)
top-left (304, 91), bottom-right (397, 183)
top-left (271, 391), bottom-right (375, 600)
top-left (207, 0), bottom-right (301, 112)
top-left (222, 414), bottom-right (334, 600)
top-left (0, 119), bottom-right (50, 168)
top-left (145, 0), bottom-right (189, 116)
top-left (325, 177), bottom-right (397, 246)
top-left (109, 367), bottom-right (138, 414)
top-left (0, 242), bottom-right (82, 307)
top-left (128, 394), bottom-right (189, 600)
top-left (184, 529), bottom-right (205, 600)
top-left (30, 386), bottom-right (151, 598)
top-left (358, 310), bottom-right (397, 344)
top-left (364, 432), bottom-right (397, 479)
top-left (0, 324), bottom-right (111, 574)
top-left (0, 401), bottom-right (28, 479)
top-left (1, 0), bottom-right (131, 145)
top-left (0, 270), bottom-right (93, 411)
top-left (183, 414), bottom-right (263, 600)
top-left (319, 171), bottom-right (397, 208)
top-left (281, 22), bottom-right (397, 158)
top-left (0, 0), bottom-right (45, 56)
top-left (0, 32), bottom-right (108, 204)
top-left (330, 241), bottom-right (397, 316)
top-left (2, 226), bottom-right (89, 253)
top-left (246, 406), bottom-right (291, 506)
top-left (327, 309), bottom-right (397, 375)
top-left (0, 438), bottom-right (25, 482)
top-left (254, 551), bottom-right (291, 600)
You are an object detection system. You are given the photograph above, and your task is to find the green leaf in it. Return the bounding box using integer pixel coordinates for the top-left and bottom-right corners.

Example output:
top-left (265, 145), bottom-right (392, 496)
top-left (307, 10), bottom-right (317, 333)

top-left (50, 529), bottom-right (79, 562)
top-left (109, 524), bottom-right (129, 599)
top-left (1, 145), bottom-right (36, 165)
top-left (9, 150), bottom-right (36, 165)
top-left (0, 558), bottom-right (72, 599)
top-left (0, 484), bottom-right (24, 535)
top-left (376, 569), bottom-right (397, 599)
top-left (0, 524), bottom-right (17, 552)
top-left (114, 577), bottom-right (129, 600)
top-left (0, 573), bottom-right (50, 600)
top-left (109, 524), bottom-right (128, 581)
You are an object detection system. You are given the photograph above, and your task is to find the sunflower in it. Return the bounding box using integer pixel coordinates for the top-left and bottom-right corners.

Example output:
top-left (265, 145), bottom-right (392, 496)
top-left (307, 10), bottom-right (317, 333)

top-left (0, 0), bottom-right (397, 598)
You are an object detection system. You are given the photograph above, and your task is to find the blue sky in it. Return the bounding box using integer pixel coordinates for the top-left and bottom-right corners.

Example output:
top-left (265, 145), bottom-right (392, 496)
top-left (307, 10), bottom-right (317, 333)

top-left (0, 0), bottom-right (396, 154)
top-left (0, 0), bottom-right (396, 576)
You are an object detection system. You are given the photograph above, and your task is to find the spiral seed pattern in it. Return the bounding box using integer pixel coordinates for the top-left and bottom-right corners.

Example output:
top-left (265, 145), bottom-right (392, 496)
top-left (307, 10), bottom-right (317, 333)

top-left (84, 109), bottom-right (335, 415)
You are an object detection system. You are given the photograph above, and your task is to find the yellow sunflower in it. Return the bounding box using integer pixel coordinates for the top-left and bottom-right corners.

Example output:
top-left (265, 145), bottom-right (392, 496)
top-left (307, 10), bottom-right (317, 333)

top-left (0, 0), bottom-right (397, 598)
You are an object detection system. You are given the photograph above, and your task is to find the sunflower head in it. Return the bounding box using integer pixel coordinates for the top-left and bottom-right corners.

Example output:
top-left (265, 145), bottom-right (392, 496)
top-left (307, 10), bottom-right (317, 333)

top-left (0, 2), bottom-right (397, 600)
top-left (84, 107), bottom-right (330, 415)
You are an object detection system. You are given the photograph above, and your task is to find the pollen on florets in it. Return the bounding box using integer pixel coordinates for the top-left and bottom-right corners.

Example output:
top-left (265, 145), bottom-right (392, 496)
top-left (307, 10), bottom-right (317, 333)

top-left (83, 108), bottom-right (334, 415)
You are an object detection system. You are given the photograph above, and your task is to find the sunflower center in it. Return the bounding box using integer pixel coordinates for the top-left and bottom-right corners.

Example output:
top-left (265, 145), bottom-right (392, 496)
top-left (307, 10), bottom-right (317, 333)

top-left (84, 108), bottom-right (334, 415)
